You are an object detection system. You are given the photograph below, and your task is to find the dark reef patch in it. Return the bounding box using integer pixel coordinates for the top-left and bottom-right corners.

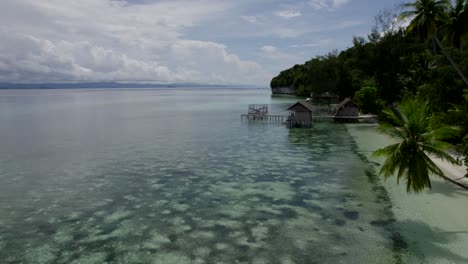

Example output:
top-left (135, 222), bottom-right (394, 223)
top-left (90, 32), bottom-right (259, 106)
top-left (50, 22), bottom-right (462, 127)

top-left (343, 210), bottom-right (359, 220)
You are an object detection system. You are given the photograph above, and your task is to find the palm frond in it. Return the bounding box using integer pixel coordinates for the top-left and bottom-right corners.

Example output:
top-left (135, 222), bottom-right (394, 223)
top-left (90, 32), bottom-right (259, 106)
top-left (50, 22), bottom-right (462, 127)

top-left (377, 123), bottom-right (406, 140)
top-left (374, 98), bottom-right (458, 193)
top-left (420, 143), bottom-right (460, 165)
top-left (373, 143), bottom-right (401, 157)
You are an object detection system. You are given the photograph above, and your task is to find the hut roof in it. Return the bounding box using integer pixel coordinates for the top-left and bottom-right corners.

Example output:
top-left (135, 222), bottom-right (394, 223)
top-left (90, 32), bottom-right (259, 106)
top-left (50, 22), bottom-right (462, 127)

top-left (336, 98), bottom-right (357, 110)
top-left (287, 101), bottom-right (315, 112)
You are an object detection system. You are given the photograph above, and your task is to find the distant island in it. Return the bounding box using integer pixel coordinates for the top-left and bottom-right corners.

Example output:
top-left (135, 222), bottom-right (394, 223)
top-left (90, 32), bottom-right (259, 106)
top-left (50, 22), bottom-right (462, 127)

top-left (0, 82), bottom-right (264, 89)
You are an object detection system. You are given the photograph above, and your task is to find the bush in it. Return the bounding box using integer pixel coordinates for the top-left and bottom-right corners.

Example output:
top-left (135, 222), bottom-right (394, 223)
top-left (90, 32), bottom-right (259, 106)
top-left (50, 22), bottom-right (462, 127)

top-left (354, 81), bottom-right (384, 114)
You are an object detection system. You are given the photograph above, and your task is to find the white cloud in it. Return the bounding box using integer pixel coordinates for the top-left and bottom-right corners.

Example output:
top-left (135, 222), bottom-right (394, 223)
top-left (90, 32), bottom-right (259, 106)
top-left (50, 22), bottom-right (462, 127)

top-left (308, 0), bottom-right (350, 11)
top-left (332, 0), bottom-right (350, 8)
top-left (170, 40), bottom-right (268, 84)
top-left (0, 33), bottom-right (174, 82)
top-left (240, 15), bottom-right (259, 24)
top-left (275, 10), bottom-right (302, 19)
top-left (260, 45), bottom-right (278, 53)
top-left (0, 0), bottom-right (269, 85)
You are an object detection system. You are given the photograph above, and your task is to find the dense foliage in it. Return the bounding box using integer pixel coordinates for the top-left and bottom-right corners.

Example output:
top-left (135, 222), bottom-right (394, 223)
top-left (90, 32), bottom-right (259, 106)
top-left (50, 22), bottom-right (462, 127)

top-left (270, 0), bottom-right (468, 173)
top-left (353, 81), bottom-right (384, 114)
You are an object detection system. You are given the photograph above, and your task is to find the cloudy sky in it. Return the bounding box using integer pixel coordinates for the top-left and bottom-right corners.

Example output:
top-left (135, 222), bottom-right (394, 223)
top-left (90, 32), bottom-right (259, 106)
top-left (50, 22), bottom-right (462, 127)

top-left (0, 0), bottom-right (398, 86)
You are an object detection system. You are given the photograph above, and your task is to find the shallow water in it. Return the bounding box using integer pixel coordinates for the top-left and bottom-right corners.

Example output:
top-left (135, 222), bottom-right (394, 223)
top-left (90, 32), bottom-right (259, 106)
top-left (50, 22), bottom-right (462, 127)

top-left (0, 89), bottom-right (403, 263)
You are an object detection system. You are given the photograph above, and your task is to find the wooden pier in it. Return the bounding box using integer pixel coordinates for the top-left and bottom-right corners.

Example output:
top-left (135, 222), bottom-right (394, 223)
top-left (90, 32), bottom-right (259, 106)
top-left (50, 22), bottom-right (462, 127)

top-left (241, 114), bottom-right (289, 123)
top-left (311, 115), bottom-right (378, 123)
top-left (240, 103), bottom-right (377, 126)
top-left (241, 104), bottom-right (289, 123)
top-left (241, 114), bottom-right (377, 124)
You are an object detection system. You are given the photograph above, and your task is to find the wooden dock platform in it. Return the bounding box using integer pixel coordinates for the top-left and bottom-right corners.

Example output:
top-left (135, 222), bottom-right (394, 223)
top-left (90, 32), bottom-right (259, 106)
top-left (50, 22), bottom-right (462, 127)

top-left (311, 115), bottom-right (378, 123)
top-left (241, 114), bottom-right (289, 123)
top-left (241, 114), bottom-right (377, 124)
top-left (240, 102), bottom-right (377, 126)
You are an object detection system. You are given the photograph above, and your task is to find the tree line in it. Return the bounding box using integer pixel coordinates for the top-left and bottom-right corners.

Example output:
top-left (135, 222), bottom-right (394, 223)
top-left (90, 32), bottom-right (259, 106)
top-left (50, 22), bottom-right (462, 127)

top-left (271, 0), bottom-right (468, 190)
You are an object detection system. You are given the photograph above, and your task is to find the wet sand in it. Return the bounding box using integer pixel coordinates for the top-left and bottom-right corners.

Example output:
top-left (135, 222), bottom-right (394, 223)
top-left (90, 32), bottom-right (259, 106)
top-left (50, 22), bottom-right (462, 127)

top-left (347, 124), bottom-right (468, 264)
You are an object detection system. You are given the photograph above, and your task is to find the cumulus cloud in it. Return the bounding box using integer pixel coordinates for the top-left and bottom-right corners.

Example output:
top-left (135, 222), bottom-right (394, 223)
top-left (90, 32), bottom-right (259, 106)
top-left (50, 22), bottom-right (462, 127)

top-left (332, 0), bottom-right (350, 8)
top-left (0, 33), bottom-right (175, 82)
top-left (170, 40), bottom-right (267, 84)
top-left (0, 0), bottom-right (269, 85)
top-left (240, 15), bottom-right (260, 24)
top-left (260, 45), bottom-right (278, 53)
top-left (308, 0), bottom-right (350, 11)
top-left (275, 10), bottom-right (302, 19)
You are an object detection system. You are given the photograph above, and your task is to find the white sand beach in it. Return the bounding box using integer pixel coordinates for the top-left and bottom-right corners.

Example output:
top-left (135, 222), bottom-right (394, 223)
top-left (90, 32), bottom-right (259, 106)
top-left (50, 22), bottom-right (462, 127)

top-left (432, 156), bottom-right (468, 189)
top-left (347, 124), bottom-right (468, 264)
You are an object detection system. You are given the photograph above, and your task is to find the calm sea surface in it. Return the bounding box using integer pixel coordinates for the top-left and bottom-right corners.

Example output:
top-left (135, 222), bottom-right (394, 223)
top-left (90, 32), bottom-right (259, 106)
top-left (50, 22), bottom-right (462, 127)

top-left (0, 88), bottom-right (401, 263)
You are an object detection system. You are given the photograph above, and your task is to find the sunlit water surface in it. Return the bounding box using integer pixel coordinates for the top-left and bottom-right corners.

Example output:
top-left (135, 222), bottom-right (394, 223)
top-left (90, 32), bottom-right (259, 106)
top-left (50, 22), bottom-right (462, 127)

top-left (0, 89), bottom-right (403, 263)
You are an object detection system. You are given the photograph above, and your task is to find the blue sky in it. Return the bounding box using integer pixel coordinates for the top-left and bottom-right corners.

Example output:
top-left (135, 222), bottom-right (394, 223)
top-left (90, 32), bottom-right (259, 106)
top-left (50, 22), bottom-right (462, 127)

top-left (0, 0), bottom-right (400, 86)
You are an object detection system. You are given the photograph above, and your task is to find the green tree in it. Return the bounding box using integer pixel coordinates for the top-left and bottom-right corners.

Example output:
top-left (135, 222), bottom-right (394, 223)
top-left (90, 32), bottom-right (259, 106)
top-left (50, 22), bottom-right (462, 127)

top-left (353, 81), bottom-right (384, 114)
top-left (441, 0), bottom-right (468, 49)
top-left (455, 91), bottom-right (468, 175)
top-left (462, 135), bottom-right (468, 177)
top-left (373, 99), bottom-right (459, 192)
top-left (401, 0), bottom-right (450, 39)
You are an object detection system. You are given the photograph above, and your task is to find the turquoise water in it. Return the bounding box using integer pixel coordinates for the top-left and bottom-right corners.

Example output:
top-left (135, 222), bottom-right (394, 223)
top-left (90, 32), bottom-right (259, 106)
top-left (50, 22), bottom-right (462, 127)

top-left (0, 89), bottom-right (400, 263)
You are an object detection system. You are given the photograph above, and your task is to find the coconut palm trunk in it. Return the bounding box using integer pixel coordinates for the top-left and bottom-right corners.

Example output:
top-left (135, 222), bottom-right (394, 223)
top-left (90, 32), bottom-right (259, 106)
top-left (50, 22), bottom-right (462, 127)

top-left (433, 36), bottom-right (468, 85)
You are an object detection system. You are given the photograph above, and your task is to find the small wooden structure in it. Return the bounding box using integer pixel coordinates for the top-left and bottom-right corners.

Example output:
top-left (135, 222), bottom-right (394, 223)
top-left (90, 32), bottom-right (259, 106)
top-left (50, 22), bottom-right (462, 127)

top-left (334, 98), bottom-right (359, 122)
top-left (243, 104), bottom-right (268, 120)
top-left (241, 104), bottom-right (289, 122)
top-left (286, 101), bottom-right (314, 127)
top-left (249, 104), bottom-right (268, 118)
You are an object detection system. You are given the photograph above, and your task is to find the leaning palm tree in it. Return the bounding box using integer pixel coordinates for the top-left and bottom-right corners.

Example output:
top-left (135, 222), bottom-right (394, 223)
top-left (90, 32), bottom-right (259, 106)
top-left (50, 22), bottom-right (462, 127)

top-left (373, 99), bottom-right (459, 193)
top-left (402, 0), bottom-right (468, 85)
top-left (441, 0), bottom-right (468, 49)
top-left (401, 0), bottom-right (450, 39)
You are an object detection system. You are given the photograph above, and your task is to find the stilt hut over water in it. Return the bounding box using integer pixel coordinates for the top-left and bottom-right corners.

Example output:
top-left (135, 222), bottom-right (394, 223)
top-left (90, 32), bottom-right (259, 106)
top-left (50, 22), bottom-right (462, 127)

top-left (334, 98), bottom-right (359, 122)
top-left (286, 101), bottom-right (314, 127)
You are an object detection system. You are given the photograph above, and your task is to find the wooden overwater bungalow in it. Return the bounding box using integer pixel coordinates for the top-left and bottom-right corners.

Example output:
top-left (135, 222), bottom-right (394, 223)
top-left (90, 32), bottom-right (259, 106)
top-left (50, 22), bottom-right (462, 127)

top-left (333, 97), bottom-right (359, 122)
top-left (241, 98), bottom-right (369, 127)
top-left (286, 101), bottom-right (314, 127)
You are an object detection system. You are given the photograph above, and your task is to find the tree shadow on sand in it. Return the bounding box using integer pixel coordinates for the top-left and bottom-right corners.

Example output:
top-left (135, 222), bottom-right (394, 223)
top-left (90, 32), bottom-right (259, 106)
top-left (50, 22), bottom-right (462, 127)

top-left (425, 180), bottom-right (468, 198)
top-left (396, 220), bottom-right (468, 263)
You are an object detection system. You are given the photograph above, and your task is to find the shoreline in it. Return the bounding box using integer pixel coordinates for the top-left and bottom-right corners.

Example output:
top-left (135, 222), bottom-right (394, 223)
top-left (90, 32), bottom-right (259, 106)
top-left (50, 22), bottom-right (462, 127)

top-left (346, 123), bottom-right (468, 263)
top-left (348, 123), bottom-right (468, 190)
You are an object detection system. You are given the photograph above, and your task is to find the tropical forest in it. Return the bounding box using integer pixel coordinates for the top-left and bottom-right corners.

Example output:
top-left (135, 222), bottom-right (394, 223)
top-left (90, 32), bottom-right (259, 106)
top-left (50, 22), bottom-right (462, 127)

top-left (270, 0), bottom-right (468, 187)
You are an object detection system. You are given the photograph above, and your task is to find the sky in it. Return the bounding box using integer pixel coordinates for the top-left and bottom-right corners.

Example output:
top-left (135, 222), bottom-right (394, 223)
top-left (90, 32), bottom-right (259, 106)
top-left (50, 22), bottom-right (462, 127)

top-left (0, 0), bottom-right (400, 86)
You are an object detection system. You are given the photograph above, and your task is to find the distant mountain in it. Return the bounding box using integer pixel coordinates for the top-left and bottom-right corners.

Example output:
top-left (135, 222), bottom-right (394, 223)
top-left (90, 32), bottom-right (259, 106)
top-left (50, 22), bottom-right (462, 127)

top-left (0, 82), bottom-right (263, 89)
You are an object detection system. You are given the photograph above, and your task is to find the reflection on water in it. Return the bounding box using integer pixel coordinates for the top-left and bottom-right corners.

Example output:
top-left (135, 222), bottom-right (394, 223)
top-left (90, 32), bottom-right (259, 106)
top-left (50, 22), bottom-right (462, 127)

top-left (0, 89), bottom-right (399, 263)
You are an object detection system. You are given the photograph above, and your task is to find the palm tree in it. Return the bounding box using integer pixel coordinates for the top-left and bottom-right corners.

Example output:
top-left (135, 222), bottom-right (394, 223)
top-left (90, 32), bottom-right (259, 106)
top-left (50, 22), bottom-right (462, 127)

top-left (402, 0), bottom-right (468, 85)
top-left (401, 0), bottom-right (450, 39)
top-left (441, 0), bottom-right (468, 49)
top-left (373, 99), bottom-right (459, 193)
